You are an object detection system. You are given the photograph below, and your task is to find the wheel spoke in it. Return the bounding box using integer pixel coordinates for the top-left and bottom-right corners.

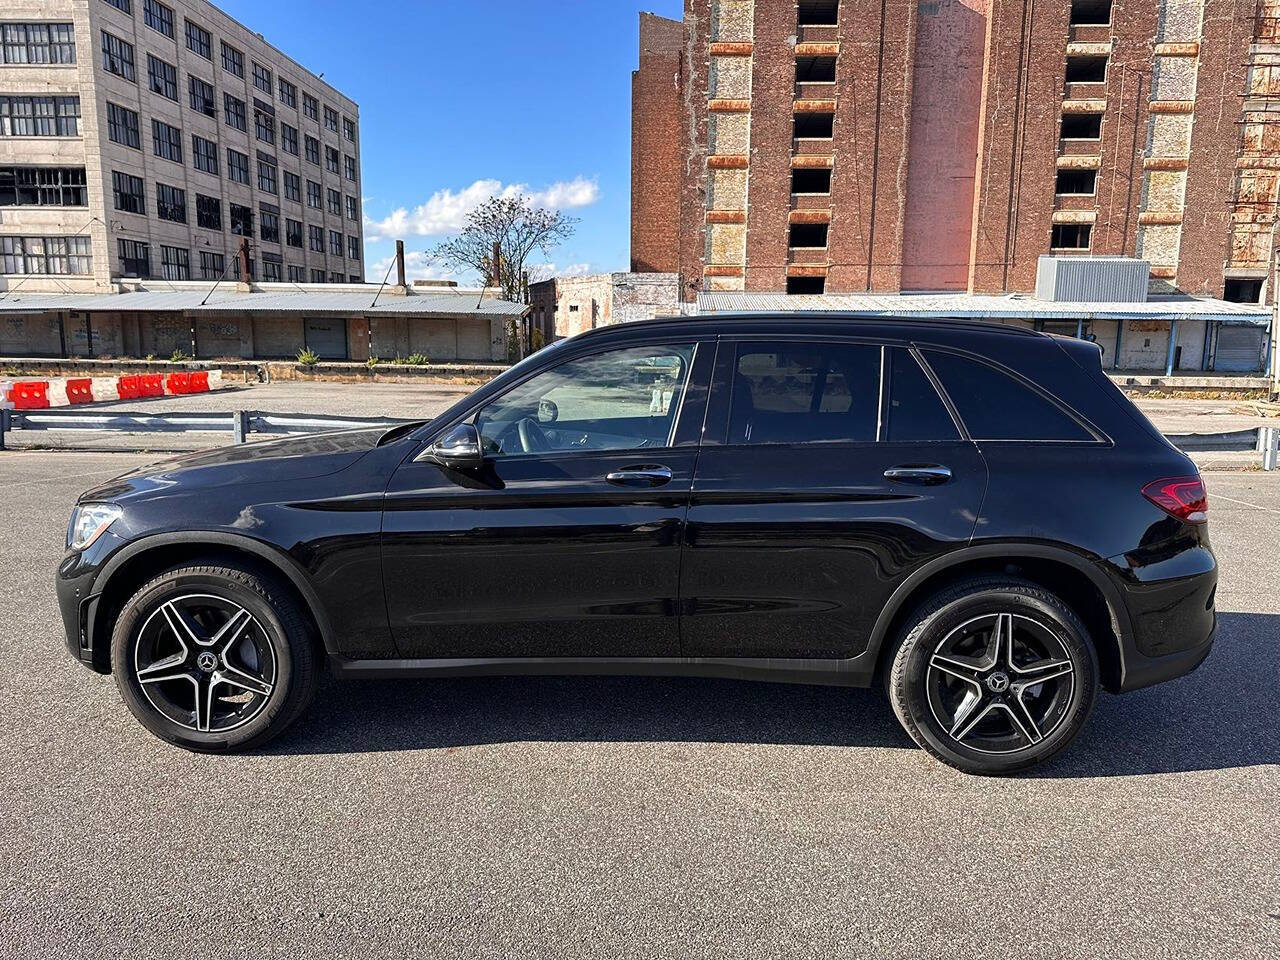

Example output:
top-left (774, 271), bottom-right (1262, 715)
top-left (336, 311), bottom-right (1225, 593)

top-left (952, 700), bottom-right (999, 743)
top-left (214, 664), bottom-right (272, 699)
top-left (136, 651), bottom-right (188, 682)
top-left (1011, 658), bottom-right (1074, 685)
top-left (162, 601), bottom-right (208, 648)
top-left (929, 653), bottom-right (986, 685)
top-left (195, 677), bottom-right (214, 733)
top-left (986, 612), bottom-right (1013, 670)
top-left (948, 687), bottom-right (986, 737)
top-left (1001, 699), bottom-right (1043, 745)
top-left (210, 607), bottom-right (253, 653)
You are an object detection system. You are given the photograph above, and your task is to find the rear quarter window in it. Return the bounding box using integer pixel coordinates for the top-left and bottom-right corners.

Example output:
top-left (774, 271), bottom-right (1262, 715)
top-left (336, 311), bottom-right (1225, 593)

top-left (922, 349), bottom-right (1095, 441)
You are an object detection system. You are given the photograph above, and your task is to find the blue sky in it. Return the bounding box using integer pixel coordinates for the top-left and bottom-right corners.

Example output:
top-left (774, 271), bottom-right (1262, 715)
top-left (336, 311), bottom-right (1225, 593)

top-left (215, 0), bottom-right (685, 286)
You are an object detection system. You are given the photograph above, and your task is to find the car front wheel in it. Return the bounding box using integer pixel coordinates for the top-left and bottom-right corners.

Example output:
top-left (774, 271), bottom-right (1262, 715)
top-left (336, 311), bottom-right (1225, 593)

top-left (110, 563), bottom-right (320, 752)
top-left (888, 578), bottom-right (1099, 775)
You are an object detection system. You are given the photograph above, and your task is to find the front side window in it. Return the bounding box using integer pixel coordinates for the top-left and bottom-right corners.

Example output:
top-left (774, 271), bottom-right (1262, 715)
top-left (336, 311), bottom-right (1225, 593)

top-left (477, 344), bottom-right (696, 458)
top-left (922, 350), bottom-right (1094, 441)
top-left (727, 341), bottom-right (880, 445)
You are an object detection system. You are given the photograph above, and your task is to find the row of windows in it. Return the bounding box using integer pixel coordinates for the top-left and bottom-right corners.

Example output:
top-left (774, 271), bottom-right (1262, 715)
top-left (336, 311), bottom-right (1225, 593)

top-left (110, 172), bottom-right (361, 258)
top-left (0, 167), bottom-right (88, 208)
top-left (0, 96), bottom-right (81, 137)
top-left (0, 23), bottom-right (76, 64)
top-left (115, 237), bottom-right (358, 284)
top-left (105, 100), bottom-right (362, 208)
top-left (0, 236), bottom-right (93, 276)
top-left (96, 4), bottom-right (357, 141)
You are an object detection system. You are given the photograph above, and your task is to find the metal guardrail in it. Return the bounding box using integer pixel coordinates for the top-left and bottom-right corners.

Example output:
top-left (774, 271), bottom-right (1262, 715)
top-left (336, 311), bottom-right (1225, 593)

top-left (0, 408), bottom-right (410, 448)
top-left (1, 408), bottom-right (1276, 469)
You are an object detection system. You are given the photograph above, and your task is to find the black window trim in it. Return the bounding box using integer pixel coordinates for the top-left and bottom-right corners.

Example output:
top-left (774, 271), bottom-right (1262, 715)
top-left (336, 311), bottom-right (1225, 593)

top-left (915, 344), bottom-right (1109, 445)
top-left (416, 335), bottom-right (715, 456)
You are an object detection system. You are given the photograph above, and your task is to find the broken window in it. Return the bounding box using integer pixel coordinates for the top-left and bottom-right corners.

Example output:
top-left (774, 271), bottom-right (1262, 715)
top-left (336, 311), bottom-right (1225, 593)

top-left (797, 0), bottom-right (839, 26)
top-left (1065, 55), bottom-right (1108, 84)
top-left (1055, 168), bottom-right (1097, 195)
top-left (1050, 223), bottom-right (1092, 250)
top-left (1223, 278), bottom-right (1264, 303)
top-left (794, 111), bottom-right (834, 139)
top-left (791, 167), bottom-right (832, 195)
top-left (786, 275), bottom-right (826, 295)
top-left (1061, 112), bottom-right (1102, 139)
top-left (1069, 0), bottom-right (1112, 25)
top-left (789, 222), bottom-right (829, 248)
top-left (796, 56), bottom-right (836, 83)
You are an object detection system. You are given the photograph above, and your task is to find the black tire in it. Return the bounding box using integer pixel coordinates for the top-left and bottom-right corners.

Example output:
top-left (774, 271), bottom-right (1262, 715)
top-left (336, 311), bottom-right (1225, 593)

top-left (110, 563), bottom-right (320, 752)
top-left (887, 577), bottom-right (1098, 775)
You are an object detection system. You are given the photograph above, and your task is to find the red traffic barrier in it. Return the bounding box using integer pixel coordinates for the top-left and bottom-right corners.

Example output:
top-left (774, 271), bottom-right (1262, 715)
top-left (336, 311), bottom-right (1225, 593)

top-left (165, 372), bottom-right (191, 395)
top-left (65, 378), bottom-right (94, 405)
top-left (10, 381), bottom-right (51, 410)
top-left (117, 375), bottom-right (142, 399)
top-left (140, 374), bottom-right (164, 397)
top-left (188, 371), bottom-right (210, 393)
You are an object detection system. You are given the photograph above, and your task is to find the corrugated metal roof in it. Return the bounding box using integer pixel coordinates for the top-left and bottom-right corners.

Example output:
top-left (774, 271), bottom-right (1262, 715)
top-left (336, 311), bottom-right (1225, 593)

top-left (0, 287), bottom-right (530, 317)
top-left (695, 291), bottom-right (1273, 325)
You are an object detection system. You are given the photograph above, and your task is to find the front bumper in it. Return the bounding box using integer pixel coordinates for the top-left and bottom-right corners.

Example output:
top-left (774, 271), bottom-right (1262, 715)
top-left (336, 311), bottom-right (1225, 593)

top-left (55, 549), bottom-right (112, 674)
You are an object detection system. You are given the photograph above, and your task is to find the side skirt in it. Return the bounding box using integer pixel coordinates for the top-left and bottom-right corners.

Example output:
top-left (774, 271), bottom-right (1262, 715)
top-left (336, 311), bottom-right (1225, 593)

top-left (328, 655), bottom-right (877, 688)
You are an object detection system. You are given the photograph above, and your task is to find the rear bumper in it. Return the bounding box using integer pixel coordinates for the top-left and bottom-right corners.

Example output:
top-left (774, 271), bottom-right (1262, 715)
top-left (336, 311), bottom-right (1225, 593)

top-left (1102, 543), bottom-right (1218, 693)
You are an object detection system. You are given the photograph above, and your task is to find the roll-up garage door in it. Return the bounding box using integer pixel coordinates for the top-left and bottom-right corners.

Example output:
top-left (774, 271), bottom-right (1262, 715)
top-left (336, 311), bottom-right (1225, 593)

top-left (304, 317), bottom-right (348, 360)
top-left (1214, 325), bottom-right (1265, 372)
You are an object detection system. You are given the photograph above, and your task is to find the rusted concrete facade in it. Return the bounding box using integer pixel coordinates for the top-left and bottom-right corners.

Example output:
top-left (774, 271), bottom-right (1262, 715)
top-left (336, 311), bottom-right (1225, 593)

top-left (632, 0), bottom-right (1268, 303)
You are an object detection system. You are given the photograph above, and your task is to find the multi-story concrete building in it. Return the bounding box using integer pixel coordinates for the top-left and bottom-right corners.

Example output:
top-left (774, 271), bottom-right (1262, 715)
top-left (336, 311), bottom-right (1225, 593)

top-left (631, 0), bottom-right (1278, 308)
top-left (1, 0), bottom-right (363, 293)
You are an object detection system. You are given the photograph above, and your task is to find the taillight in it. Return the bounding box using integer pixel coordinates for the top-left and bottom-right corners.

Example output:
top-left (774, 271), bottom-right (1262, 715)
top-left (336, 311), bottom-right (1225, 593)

top-left (1141, 476), bottom-right (1208, 524)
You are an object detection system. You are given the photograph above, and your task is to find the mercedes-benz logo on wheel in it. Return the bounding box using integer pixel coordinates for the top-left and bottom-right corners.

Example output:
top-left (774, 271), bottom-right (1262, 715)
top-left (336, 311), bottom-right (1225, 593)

top-left (986, 671), bottom-right (1010, 694)
top-left (195, 651), bottom-right (218, 674)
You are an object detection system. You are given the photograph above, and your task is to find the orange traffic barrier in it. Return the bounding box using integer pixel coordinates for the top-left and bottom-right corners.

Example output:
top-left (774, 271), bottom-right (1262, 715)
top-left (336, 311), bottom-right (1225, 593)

top-left (65, 378), bottom-right (94, 405)
top-left (117, 375), bottom-right (142, 399)
top-left (10, 381), bottom-right (51, 410)
top-left (140, 375), bottom-right (164, 397)
top-left (165, 372), bottom-right (191, 394)
top-left (188, 371), bottom-right (210, 392)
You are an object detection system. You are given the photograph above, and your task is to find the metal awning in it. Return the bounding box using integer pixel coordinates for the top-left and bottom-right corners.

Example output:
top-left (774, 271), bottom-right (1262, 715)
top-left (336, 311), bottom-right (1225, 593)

top-left (0, 286), bottom-right (530, 317)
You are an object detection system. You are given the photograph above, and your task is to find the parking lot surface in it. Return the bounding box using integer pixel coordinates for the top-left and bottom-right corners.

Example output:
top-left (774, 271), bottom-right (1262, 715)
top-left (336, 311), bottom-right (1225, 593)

top-left (1, 452), bottom-right (1276, 959)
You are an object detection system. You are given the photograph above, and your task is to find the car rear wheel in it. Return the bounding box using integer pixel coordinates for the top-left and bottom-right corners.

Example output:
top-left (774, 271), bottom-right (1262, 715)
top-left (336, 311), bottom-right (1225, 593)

top-left (888, 578), bottom-right (1098, 775)
top-left (111, 563), bottom-right (320, 752)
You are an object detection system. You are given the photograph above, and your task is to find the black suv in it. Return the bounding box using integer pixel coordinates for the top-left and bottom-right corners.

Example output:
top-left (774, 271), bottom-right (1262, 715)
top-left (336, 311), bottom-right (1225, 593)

top-left (57, 315), bottom-right (1216, 773)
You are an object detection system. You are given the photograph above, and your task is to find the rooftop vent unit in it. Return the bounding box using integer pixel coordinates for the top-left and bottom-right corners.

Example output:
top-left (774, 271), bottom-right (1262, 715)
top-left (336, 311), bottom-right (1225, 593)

top-left (1035, 256), bottom-right (1150, 303)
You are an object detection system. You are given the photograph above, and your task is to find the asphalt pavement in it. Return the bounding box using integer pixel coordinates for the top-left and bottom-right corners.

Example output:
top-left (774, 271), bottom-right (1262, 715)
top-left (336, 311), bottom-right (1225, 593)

top-left (0, 452), bottom-right (1276, 958)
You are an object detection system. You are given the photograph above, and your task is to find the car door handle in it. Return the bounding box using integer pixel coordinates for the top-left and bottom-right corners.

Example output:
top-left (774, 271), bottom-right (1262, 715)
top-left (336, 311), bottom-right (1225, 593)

top-left (606, 465), bottom-right (674, 487)
top-left (884, 464), bottom-right (952, 485)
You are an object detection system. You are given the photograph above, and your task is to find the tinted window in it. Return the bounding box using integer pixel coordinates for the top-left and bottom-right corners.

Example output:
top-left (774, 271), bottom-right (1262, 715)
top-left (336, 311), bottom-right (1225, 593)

top-left (478, 344), bottom-right (695, 458)
top-left (729, 341), bottom-right (880, 444)
top-left (886, 348), bottom-right (959, 442)
top-left (923, 350), bottom-right (1093, 441)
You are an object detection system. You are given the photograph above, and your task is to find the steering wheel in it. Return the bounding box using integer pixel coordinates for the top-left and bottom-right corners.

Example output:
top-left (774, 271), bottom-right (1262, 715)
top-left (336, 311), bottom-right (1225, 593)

top-left (517, 416), bottom-right (551, 453)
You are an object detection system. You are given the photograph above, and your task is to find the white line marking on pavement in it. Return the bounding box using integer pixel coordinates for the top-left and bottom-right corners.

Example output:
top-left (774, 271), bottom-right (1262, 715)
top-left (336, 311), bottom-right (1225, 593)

top-left (2, 465), bottom-right (137, 488)
top-left (1213, 493), bottom-right (1280, 516)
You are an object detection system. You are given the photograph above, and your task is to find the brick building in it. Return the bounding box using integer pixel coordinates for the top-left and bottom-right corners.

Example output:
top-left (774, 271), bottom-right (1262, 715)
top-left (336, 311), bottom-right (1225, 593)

top-left (529, 272), bottom-right (680, 340)
top-left (631, 0), bottom-right (1278, 306)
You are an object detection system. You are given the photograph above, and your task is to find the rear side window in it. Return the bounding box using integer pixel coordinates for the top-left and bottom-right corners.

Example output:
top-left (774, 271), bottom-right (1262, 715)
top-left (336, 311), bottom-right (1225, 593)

top-left (885, 348), bottom-right (959, 442)
top-left (923, 350), bottom-right (1094, 441)
top-left (729, 341), bottom-right (880, 444)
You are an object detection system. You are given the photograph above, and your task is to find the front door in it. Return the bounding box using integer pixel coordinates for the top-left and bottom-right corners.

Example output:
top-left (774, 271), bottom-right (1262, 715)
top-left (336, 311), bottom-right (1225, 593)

top-left (681, 339), bottom-right (988, 661)
top-left (382, 338), bottom-right (710, 659)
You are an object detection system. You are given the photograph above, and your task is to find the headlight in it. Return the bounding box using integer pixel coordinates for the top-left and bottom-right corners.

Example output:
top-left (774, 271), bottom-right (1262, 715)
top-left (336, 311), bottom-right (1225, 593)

top-left (68, 503), bottom-right (122, 551)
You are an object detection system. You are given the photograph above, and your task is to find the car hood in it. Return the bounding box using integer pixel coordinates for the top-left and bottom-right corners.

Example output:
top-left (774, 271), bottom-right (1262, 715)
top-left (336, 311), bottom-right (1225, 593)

top-left (80, 427), bottom-right (389, 502)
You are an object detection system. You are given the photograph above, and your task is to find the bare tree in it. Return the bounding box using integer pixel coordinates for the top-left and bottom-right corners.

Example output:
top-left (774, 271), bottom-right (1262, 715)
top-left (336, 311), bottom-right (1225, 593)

top-left (428, 195), bottom-right (577, 303)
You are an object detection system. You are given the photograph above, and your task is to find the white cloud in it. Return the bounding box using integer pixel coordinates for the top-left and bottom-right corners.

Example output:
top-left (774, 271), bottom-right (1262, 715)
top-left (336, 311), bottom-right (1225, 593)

top-left (364, 176), bottom-right (599, 241)
top-left (367, 249), bottom-right (454, 285)
top-left (526, 262), bottom-right (593, 283)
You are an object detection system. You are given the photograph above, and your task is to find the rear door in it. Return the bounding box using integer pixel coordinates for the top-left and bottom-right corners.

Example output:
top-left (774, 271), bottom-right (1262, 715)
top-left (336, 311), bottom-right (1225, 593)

top-left (680, 338), bottom-right (987, 661)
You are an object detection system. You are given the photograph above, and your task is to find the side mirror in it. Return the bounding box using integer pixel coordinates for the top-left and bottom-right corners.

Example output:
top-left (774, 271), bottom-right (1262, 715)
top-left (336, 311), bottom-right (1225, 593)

top-left (424, 422), bottom-right (484, 469)
top-left (537, 397), bottom-right (559, 424)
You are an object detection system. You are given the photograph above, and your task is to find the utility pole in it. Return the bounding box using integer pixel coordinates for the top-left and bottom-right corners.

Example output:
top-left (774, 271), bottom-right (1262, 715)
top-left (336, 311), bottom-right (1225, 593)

top-left (1272, 248), bottom-right (1280, 400)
